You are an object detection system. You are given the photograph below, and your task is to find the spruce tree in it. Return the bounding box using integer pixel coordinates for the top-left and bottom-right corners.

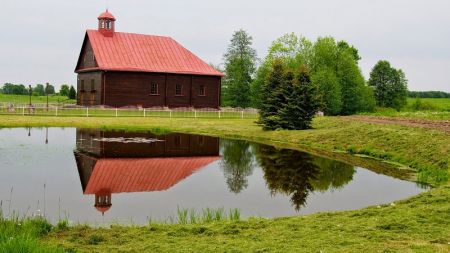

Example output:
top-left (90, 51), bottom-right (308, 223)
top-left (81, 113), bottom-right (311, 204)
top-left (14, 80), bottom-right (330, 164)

top-left (258, 59), bottom-right (286, 130)
top-left (278, 70), bottom-right (295, 129)
top-left (280, 65), bottom-right (319, 130)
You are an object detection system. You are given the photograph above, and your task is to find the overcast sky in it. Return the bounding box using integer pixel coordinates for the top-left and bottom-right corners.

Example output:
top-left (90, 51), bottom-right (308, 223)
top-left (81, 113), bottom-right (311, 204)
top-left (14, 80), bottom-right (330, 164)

top-left (0, 0), bottom-right (449, 91)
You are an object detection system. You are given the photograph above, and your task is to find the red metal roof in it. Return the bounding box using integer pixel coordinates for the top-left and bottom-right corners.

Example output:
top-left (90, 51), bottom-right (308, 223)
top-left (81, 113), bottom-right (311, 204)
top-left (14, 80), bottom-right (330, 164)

top-left (78, 30), bottom-right (224, 76)
top-left (84, 157), bottom-right (220, 194)
top-left (98, 10), bottom-right (116, 21)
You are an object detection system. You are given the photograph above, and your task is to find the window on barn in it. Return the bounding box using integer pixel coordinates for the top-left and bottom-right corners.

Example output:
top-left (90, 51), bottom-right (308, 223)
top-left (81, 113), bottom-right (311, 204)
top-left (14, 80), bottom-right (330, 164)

top-left (106, 20), bottom-right (111, 29)
top-left (150, 83), bottom-right (159, 95)
top-left (101, 21), bottom-right (105, 29)
top-left (80, 80), bottom-right (85, 91)
top-left (90, 79), bottom-right (95, 91)
top-left (199, 85), bottom-right (206, 96)
top-left (175, 84), bottom-right (182, 96)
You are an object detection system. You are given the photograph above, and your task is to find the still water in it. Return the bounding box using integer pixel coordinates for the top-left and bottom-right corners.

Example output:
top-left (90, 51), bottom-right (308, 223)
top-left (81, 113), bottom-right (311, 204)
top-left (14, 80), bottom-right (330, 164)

top-left (0, 128), bottom-right (426, 224)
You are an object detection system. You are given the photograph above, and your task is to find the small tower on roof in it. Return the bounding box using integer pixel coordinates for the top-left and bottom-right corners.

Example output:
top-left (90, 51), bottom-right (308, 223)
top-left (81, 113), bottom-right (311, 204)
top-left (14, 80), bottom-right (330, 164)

top-left (98, 9), bottom-right (116, 37)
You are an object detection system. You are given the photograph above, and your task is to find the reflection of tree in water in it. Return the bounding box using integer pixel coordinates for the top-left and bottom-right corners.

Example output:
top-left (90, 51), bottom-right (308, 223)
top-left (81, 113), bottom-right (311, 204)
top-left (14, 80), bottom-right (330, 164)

top-left (220, 140), bottom-right (255, 193)
top-left (255, 145), bottom-right (355, 211)
top-left (310, 157), bottom-right (355, 192)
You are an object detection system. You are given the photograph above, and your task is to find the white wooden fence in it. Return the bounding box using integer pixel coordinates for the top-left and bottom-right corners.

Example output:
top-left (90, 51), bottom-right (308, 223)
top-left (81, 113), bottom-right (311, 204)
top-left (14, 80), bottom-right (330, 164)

top-left (0, 104), bottom-right (259, 119)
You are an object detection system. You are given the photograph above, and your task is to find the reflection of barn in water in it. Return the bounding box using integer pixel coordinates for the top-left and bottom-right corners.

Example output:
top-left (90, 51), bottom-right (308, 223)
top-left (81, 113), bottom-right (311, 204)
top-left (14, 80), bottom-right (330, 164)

top-left (74, 129), bottom-right (220, 215)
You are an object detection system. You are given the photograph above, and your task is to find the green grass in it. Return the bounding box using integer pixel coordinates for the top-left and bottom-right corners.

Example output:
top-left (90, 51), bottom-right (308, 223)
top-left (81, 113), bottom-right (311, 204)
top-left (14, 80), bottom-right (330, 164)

top-left (41, 186), bottom-right (450, 252)
top-left (360, 98), bottom-right (450, 120)
top-left (0, 213), bottom-right (63, 252)
top-left (0, 115), bottom-right (449, 252)
top-left (407, 97), bottom-right (450, 111)
top-left (173, 208), bottom-right (240, 225)
top-left (0, 94), bottom-right (75, 105)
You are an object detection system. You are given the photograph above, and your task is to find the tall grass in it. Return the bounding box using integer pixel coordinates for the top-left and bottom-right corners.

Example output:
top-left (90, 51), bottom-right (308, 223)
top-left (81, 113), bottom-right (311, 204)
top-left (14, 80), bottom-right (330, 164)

top-left (162, 207), bottom-right (241, 225)
top-left (0, 211), bottom-right (63, 252)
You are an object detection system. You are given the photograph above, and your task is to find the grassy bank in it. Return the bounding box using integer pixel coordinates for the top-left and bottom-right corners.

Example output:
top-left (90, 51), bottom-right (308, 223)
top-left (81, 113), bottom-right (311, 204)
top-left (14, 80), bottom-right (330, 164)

top-left (0, 115), bottom-right (449, 252)
top-left (42, 186), bottom-right (450, 252)
top-left (0, 214), bottom-right (63, 252)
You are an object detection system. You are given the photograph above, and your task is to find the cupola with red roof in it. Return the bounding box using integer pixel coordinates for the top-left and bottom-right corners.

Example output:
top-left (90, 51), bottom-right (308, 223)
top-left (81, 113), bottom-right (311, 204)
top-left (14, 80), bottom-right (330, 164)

top-left (97, 10), bottom-right (115, 37)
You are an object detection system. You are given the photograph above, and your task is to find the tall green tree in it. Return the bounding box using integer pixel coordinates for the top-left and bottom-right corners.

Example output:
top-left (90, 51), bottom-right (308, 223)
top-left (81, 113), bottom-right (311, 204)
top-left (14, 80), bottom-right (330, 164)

top-left (34, 84), bottom-right (45, 96)
top-left (279, 65), bottom-right (320, 130)
top-left (251, 34), bottom-right (313, 108)
top-left (368, 60), bottom-right (408, 110)
top-left (222, 29), bottom-right (257, 108)
top-left (310, 37), bottom-right (342, 115)
top-left (1, 83), bottom-right (14, 94)
top-left (12, 84), bottom-right (28, 95)
top-left (59, 84), bottom-right (70, 97)
top-left (258, 59), bottom-right (286, 130)
top-left (45, 84), bottom-right (55, 95)
top-left (69, 86), bottom-right (76, 100)
top-left (253, 34), bottom-right (375, 114)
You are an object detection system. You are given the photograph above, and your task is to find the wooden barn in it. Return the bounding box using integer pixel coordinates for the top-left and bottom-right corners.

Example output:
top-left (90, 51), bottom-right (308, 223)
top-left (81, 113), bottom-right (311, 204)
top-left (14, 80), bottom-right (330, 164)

top-left (75, 10), bottom-right (224, 108)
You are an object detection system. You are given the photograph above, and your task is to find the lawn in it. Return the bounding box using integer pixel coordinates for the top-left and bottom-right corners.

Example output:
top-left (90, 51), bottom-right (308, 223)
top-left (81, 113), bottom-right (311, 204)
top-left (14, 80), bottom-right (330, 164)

top-left (0, 115), bottom-right (449, 252)
top-left (0, 94), bottom-right (75, 105)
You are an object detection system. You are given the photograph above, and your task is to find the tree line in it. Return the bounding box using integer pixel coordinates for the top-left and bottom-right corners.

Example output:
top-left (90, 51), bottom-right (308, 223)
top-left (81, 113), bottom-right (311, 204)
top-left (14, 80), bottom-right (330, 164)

top-left (221, 31), bottom-right (414, 114)
top-left (220, 30), bottom-right (424, 129)
top-left (0, 83), bottom-right (76, 99)
top-left (408, 91), bottom-right (450, 98)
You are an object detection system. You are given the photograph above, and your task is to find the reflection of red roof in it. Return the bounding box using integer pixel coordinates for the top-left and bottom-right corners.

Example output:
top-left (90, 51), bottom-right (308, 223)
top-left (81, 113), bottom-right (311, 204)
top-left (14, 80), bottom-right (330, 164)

top-left (79, 30), bottom-right (224, 76)
top-left (84, 157), bottom-right (219, 194)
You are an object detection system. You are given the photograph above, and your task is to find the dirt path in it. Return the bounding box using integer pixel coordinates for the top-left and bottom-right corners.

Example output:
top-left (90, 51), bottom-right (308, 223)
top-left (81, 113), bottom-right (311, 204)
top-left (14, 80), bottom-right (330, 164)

top-left (345, 116), bottom-right (450, 133)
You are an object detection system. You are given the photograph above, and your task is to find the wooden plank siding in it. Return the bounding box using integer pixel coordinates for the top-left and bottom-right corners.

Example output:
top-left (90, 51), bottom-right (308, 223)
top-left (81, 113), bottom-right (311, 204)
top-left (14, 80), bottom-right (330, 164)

top-left (77, 71), bottom-right (221, 108)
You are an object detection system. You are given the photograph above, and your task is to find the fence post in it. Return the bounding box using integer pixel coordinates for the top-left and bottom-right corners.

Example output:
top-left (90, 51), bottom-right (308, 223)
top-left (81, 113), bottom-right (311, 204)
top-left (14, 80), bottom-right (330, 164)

top-left (218, 110), bottom-right (221, 119)
top-left (170, 110), bottom-right (172, 118)
top-left (55, 107), bottom-right (58, 117)
top-left (144, 108), bottom-right (146, 117)
top-left (22, 106), bottom-right (25, 116)
top-left (241, 110), bottom-right (244, 119)
top-left (86, 107), bottom-right (89, 117)
top-left (194, 110), bottom-right (197, 118)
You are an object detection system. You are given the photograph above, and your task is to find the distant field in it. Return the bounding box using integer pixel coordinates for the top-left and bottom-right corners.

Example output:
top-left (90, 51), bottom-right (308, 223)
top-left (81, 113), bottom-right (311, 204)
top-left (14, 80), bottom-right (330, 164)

top-left (406, 97), bottom-right (450, 111)
top-left (0, 94), bottom-right (75, 104)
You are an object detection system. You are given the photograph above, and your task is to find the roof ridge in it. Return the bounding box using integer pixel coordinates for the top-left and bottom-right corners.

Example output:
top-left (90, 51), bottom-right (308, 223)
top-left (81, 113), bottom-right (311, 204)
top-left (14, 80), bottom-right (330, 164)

top-left (87, 29), bottom-right (172, 39)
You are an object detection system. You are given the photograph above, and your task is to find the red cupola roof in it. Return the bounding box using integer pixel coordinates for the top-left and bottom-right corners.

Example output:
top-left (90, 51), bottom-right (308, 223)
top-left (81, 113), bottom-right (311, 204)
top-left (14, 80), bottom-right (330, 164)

top-left (98, 10), bottom-right (116, 21)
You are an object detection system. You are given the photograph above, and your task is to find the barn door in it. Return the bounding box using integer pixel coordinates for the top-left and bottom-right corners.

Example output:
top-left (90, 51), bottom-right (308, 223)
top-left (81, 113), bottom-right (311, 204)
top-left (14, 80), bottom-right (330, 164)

top-left (80, 93), bottom-right (84, 106)
top-left (90, 93), bottom-right (95, 106)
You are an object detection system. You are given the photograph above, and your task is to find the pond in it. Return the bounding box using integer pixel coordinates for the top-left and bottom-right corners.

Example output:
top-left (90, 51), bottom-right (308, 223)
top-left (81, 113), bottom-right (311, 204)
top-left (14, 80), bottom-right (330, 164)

top-left (0, 128), bottom-right (427, 224)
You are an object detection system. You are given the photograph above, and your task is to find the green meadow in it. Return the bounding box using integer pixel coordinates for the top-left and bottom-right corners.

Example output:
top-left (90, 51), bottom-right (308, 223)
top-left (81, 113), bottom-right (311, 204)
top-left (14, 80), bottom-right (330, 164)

top-left (0, 113), bottom-right (449, 252)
